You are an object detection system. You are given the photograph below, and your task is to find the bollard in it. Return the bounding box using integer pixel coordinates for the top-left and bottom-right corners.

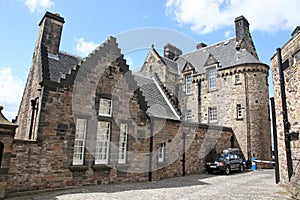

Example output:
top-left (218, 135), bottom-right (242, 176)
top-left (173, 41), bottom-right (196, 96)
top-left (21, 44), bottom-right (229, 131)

top-left (252, 157), bottom-right (257, 170)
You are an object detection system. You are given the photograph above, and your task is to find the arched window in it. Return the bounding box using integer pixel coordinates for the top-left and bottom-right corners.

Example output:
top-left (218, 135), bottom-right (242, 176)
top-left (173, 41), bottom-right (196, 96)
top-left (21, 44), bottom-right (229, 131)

top-left (0, 142), bottom-right (4, 167)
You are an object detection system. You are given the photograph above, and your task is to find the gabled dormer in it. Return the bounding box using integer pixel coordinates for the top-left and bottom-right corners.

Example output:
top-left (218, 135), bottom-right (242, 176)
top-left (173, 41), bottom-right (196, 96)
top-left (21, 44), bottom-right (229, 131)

top-left (204, 53), bottom-right (219, 67)
top-left (139, 45), bottom-right (167, 83)
top-left (182, 61), bottom-right (196, 74)
top-left (145, 46), bottom-right (162, 64)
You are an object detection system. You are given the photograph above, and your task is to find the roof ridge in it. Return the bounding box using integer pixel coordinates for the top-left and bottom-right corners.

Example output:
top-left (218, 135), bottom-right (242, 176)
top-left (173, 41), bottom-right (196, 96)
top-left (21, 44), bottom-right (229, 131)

top-left (181, 37), bottom-right (236, 57)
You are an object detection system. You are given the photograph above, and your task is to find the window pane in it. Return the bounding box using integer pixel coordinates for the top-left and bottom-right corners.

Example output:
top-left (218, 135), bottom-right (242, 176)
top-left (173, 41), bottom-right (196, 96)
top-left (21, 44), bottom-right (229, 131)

top-left (186, 75), bottom-right (192, 94)
top-left (99, 98), bottom-right (112, 116)
top-left (73, 119), bottom-right (87, 165)
top-left (209, 107), bottom-right (217, 122)
top-left (209, 68), bottom-right (216, 89)
top-left (118, 124), bottom-right (128, 164)
top-left (95, 121), bottom-right (111, 164)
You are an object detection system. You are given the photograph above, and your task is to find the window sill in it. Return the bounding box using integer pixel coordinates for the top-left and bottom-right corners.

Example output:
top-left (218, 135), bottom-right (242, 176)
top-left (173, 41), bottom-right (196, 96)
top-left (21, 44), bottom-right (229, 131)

top-left (234, 82), bottom-right (242, 85)
top-left (91, 164), bottom-right (112, 171)
top-left (69, 165), bottom-right (88, 172)
top-left (208, 88), bottom-right (217, 92)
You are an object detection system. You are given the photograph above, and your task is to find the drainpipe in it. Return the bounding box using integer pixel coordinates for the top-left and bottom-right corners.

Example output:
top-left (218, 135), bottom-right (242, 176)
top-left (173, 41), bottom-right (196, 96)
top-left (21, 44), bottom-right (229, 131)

top-left (148, 117), bottom-right (154, 182)
top-left (29, 97), bottom-right (39, 140)
top-left (197, 80), bottom-right (201, 123)
top-left (270, 97), bottom-right (280, 184)
top-left (277, 48), bottom-right (293, 181)
top-left (181, 132), bottom-right (186, 176)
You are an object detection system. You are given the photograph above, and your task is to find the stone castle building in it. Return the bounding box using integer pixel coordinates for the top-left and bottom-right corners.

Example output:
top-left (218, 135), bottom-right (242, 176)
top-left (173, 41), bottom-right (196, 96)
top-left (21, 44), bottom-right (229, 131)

top-left (271, 26), bottom-right (300, 199)
top-left (0, 12), bottom-right (271, 197)
top-left (138, 16), bottom-right (271, 162)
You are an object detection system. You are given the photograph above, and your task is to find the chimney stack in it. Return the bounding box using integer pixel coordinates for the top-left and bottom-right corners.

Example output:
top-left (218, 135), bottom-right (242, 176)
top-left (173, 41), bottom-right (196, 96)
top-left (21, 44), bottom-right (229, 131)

top-left (234, 16), bottom-right (258, 59)
top-left (196, 43), bottom-right (207, 49)
top-left (38, 12), bottom-right (65, 55)
top-left (164, 43), bottom-right (182, 60)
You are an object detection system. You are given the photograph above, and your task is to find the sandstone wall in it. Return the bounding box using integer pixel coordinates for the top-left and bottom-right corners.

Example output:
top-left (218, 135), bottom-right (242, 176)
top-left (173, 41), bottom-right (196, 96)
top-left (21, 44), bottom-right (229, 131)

top-left (271, 28), bottom-right (300, 198)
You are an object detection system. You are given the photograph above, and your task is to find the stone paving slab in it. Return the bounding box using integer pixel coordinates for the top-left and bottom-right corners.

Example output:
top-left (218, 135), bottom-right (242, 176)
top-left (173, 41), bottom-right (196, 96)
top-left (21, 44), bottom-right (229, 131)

top-left (7, 169), bottom-right (291, 200)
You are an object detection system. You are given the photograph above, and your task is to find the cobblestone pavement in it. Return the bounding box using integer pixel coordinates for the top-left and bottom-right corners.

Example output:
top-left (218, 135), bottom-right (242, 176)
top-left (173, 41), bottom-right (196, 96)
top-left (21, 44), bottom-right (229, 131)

top-left (7, 169), bottom-right (291, 200)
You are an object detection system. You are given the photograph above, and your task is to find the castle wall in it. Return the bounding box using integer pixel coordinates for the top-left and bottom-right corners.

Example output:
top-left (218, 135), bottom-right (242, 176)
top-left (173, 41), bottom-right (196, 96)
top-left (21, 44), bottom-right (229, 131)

top-left (271, 27), bottom-right (300, 198)
top-left (6, 117), bottom-right (234, 195)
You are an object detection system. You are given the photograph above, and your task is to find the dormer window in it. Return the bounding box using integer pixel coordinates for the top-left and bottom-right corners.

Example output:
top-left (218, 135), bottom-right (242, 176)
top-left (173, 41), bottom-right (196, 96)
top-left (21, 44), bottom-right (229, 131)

top-left (208, 68), bottom-right (216, 90)
top-left (99, 98), bottom-right (112, 117)
top-left (186, 74), bottom-right (193, 94)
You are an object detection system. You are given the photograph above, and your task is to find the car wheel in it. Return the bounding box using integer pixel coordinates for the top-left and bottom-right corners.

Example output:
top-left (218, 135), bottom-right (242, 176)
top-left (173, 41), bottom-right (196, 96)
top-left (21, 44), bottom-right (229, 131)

top-left (224, 166), bottom-right (231, 175)
top-left (240, 164), bottom-right (244, 172)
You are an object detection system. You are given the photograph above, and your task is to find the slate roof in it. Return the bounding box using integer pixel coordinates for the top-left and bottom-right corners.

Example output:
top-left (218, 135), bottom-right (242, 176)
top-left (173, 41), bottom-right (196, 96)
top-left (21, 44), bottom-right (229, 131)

top-left (177, 38), bottom-right (262, 74)
top-left (134, 75), bottom-right (180, 120)
top-left (48, 51), bottom-right (82, 82)
top-left (161, 57), bottom-right (179, 74)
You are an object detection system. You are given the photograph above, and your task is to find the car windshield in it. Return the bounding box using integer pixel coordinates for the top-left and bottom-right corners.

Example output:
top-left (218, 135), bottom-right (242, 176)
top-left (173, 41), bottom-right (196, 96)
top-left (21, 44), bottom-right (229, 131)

top-left (219, 154), bottom-right (229, 160)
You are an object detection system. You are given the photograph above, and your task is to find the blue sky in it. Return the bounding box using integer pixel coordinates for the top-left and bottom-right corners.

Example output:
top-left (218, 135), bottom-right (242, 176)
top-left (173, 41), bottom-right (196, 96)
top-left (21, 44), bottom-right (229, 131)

top-left (0, 0), bottom-right (299, 120)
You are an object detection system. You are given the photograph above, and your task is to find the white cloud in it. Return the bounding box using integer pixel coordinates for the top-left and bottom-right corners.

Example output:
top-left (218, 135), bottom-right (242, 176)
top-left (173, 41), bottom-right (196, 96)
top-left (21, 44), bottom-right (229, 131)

top-left (224, 31), bottom-right (232, 38)
top-left (0, 67), bottom-right (24, 121)
top-left (23, 0), bottom-right (54, 13)
top-left (75, 37), bottom-right (99, 57)
top-left (166, 0), bottom-right (300, 34)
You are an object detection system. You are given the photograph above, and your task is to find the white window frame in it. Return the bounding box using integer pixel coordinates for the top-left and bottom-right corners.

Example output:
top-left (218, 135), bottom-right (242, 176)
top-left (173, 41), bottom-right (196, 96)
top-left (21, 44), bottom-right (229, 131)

top-left (158, 143), bottom-right (166, 163)
top-left (235, 74), bottom-right (241, 84)
top-left (118, 123), bottom-right (128, 164)
top-left (95, 121), bottom-right (111, 164)
top-left (209, 107), bottom-right (217, 123)
top-left (208, 68), bottom-right (216, 90)
top-left (186, 74), bottom-right (193, 94)
top-left (73, 119), bottom-right (87, 165)
top-left (186, 109), bottom-right (192, 122)
top-left (237, 104), bottom-right (243, 119)
top-left (99, 98), bottom-right (112, 117)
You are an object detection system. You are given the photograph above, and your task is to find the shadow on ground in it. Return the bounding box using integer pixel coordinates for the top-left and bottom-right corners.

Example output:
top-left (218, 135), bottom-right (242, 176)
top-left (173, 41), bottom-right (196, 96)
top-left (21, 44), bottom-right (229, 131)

top-left (7, 170), bottom-right (252, 200)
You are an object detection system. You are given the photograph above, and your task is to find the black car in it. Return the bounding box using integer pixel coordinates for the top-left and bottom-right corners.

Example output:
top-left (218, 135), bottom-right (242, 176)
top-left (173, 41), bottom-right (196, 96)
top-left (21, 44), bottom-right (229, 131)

top-left (206, 149), bottom-right (246, 175)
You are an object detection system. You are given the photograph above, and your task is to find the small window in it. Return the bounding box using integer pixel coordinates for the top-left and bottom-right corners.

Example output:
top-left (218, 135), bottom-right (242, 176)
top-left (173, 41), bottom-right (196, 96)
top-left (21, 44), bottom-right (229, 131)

top-left (186, 74), bottom-right (193, 94)
top-left (235, 74), bottom-right (241, 84)
top-left (73, 119), bottom-right (87, 165)
top-left (158, 143), bottom-right (166, 162)
top-left (95, 121), bottom-right (111, 164)
top-left (99, 98), bottom-right (112, 117)
top-left (209, 107), bottom-right (217, 123)
top-left (294, 51), bottom-right (300, 64)
top-left (208, 68), bottom-right (216, 90)
top-left (186, 109), bottom-right (192, 122)
top-left (118, 124), bottom-right (128, 164)
top-left (237, 104), bottom-right (243, 119)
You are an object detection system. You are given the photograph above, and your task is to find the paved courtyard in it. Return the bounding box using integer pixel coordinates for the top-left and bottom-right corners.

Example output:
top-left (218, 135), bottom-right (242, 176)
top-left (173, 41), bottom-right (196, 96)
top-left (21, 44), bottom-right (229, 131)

top-left (7, 169), bottom-right (291, 200)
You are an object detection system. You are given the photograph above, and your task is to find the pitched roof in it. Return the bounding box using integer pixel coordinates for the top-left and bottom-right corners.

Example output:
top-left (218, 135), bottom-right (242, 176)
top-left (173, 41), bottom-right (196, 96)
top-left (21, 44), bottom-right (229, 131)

top-left (134, 75), bottom-right (180, 120)
top-left (161, 57), bottom-right (179, 74)
top-left (177, 38), bottom-right (262, 74)
top-left (48, 51), bottom-right (81, 82)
